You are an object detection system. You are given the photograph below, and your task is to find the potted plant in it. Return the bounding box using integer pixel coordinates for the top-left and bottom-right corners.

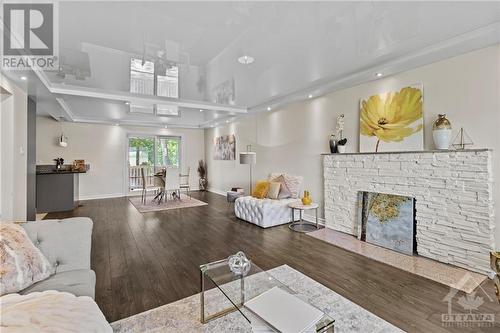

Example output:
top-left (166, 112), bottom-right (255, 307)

top-left (197, 160), bottom-right (208, 191)
top-left (336, 114), bottom-right (347, 153)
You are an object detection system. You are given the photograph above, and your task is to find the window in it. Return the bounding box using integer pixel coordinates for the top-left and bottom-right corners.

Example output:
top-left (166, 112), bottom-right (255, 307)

top-left (128, 137), bottom-right (155, 167)
top-left (128, 136), bottom-right (181, 191)
top-left (156, 136), bottom-right (180, 168)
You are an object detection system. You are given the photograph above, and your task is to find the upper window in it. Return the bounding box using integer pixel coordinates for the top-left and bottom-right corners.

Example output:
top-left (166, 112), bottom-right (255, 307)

top-left (130, 58), bottom-right (154, 95)
top-left (157, 65), bottom-right (179, 98)
top-left (129, 58), bottom-right (179, 116)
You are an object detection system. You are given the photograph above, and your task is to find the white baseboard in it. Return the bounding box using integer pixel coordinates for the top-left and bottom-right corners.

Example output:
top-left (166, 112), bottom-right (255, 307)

top-left (207, 188), bottom-right (226, 196)
top-left (79, 193), bottom-right (125, 201)
top-left (298, 212), bottom-right (326, 226)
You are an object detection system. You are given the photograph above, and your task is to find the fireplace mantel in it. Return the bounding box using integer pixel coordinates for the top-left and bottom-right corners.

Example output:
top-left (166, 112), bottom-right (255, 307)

top-left (323, 149), bottom-right (494, 274)
top-left (321, 148), bottom-right (491, 156)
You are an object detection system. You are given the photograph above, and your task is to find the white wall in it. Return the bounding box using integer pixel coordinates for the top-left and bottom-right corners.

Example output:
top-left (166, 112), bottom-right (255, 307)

top-left (0, 75), bottom-right (28, 221)
top-left (36, 117), bottom-right (205, 200)
top-left (205, 45), bottom-right (500, 248)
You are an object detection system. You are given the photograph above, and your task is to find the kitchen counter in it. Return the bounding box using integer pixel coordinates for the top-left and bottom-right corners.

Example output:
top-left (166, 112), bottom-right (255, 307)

top-left (36, 170), bottom-right (87, 175)
top-left (36, 164), bottom-right (89, 175)
top-left (36, 164), bottom-right (89, 213)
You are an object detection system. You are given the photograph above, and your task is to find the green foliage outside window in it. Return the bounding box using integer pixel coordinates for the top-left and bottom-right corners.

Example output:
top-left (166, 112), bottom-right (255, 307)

top-left (156, 138), bottom-right (179, 167)
top-left (129, 137), bottom-right (155, 166)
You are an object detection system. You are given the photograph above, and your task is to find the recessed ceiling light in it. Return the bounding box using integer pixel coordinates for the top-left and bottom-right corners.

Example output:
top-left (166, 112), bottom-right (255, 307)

top-left (199, 109), bottom-right (204, 112)
top-left (238, 55), bottom-right (255, 65)
top-left (267, 106), bottom-right (271, 111)
top-left (225, 120), bottom-right (230, 123)
top-left (375, 72), bottom-right (383, 77)
top-left (164, 125), bottom-right (168, 129)
top-left (124, 101), bottom-right (130, 105)
top-left (20, 76), bottom-right (27, 81)
top-left (308, 94), bottom-right (313, 99)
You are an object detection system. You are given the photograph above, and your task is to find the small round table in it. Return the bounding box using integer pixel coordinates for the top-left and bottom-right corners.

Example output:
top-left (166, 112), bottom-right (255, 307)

top-left (288, 202), bottom-right (319, 233)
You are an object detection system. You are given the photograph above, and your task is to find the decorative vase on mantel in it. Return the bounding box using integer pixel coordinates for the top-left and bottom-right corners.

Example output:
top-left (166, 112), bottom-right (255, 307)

top-left (329, 135), bottom-right (338, 153)
top-left (432, 114), bottom-right (452, 150)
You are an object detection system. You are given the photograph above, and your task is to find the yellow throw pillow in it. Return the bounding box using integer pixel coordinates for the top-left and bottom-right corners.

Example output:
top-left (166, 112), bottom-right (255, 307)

top-left (252, 180), bottom-right (270, 199)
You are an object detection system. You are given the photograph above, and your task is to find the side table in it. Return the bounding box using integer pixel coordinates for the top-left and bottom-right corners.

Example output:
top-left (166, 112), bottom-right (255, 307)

top-left (288, 202), bottom-right (319, 233)
top-left (227, 190), bottom-right (245, 206)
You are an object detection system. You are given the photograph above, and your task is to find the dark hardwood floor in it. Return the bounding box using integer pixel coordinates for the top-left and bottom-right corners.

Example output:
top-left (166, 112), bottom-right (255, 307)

top-left (46, 191), bottom-right (500, 332)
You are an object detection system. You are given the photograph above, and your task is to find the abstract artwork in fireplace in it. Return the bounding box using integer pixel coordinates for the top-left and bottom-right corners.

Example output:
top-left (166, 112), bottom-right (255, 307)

top-left (357, 192), bottom-right (416, 255)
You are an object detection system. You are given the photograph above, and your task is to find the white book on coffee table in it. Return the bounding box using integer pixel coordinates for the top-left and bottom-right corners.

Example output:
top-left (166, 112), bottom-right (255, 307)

top-left (244, 287), bottom-right (323, 333)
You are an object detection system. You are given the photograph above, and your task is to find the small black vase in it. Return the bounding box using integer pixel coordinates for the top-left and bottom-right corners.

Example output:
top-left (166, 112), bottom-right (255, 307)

top-left (329, 136), bottom-right (338, 153)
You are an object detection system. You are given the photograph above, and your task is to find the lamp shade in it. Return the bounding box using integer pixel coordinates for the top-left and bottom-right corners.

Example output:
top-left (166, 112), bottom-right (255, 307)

top-left (239, 152), bottom-right (256, 164)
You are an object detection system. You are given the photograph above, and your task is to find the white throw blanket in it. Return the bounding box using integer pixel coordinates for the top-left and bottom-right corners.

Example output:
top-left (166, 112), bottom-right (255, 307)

top-left (0, 290), bottom-right (112, 333)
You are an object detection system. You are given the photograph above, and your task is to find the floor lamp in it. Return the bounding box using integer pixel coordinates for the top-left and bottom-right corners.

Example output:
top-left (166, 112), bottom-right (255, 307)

top-left (239, 145), bottom-right (257, 194)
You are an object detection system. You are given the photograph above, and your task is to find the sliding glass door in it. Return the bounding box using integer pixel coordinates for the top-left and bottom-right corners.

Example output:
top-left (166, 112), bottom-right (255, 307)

top-left (128, 136), bottom-right (181, 191)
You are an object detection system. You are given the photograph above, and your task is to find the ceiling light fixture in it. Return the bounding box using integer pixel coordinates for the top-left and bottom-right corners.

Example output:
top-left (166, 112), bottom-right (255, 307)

top-left (238, 55), bottom-right (255, 65)
top-left (308, 94), bottom-right (313, 99)
top-left (199, 109), bottom-right (204, 112)
top-left (164, 125), bottom-right (168, 129)
top-left (226, 120), bottom-right (230, 123)
top-left (267, 106), bottom-right (271, 111)
top-left (124, 101), bottom-right (130, 105)
top-left (375, 72), bottom-right (383, 77)
top-left (20, 76), bottom-right (27, 80)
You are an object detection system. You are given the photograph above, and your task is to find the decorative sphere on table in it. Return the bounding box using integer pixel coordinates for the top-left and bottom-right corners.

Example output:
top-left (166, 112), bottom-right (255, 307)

top-left (228, 251), bottom-right (251, 276)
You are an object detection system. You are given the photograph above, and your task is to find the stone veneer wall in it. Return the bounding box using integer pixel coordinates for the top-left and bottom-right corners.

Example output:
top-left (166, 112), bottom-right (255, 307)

top-left (323, 149), bottom-right (494, 274)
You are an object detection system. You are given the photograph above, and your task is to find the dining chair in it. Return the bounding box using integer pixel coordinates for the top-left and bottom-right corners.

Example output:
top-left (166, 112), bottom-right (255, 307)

top-left (141, 167), bottom-right (161, 204)
top-left (153, 170), bottom-right (166, 204)
top-left (179, 167), bottom-right (191, 199)
top-left (166, 167), bottom-right (181, 200)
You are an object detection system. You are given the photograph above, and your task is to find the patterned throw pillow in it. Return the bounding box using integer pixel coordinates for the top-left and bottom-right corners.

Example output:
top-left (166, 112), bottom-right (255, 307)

top-left (282, 174), bottom-right (303, 199)
top-left (252, 180), bottom-right (270, 199)
top-left (270, 173), bottom-right (303, 199)
top-left (0, 223), bottom-right (52, 296)
top-left (270, 175), bottom-right (292, 199)
top-left (267, 182), bottom-right (281, 199)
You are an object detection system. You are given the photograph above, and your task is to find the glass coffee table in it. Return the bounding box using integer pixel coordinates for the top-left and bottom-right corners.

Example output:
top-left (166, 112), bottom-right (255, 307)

top-left (200, 258), bottom-right (335, 332)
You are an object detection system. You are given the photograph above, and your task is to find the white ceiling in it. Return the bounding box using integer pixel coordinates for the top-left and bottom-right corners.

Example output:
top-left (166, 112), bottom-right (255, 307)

top-left (3, 1), bottom-right (500, 128)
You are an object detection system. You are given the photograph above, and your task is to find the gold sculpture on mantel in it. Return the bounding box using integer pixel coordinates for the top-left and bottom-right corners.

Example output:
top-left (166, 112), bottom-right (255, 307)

top-left (451, 127), bottom-right (473, 150)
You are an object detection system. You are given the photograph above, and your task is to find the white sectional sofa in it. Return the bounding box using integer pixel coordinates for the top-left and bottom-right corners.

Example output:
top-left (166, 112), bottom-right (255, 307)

top-left (235, 196), bottom-right (301, 228)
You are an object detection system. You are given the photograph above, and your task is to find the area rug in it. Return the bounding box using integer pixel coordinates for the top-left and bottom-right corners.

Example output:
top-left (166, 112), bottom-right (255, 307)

top-left (308, 228), bottom-right (487, 294)
top-left (111, 265), bottom-right (403, 332)
top-left (129, 194), bottom-right (207, 213)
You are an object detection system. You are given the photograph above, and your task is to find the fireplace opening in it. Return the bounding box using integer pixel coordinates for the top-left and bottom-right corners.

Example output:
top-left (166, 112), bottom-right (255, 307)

top-left (357, 191), bottom-right (417, 256)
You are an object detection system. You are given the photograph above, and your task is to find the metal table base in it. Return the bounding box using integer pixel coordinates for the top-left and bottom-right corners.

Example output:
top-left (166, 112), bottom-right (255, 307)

top-left (289, 206), bottom-right (319, 233)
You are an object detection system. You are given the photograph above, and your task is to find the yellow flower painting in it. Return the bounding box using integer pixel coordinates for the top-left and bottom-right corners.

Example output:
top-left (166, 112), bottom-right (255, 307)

top-left (360, 86), bottom-right (423, 152)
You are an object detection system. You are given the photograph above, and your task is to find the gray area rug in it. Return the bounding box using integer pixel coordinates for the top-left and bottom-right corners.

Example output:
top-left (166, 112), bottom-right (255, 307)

top-left (111, 265), bottom-right (403, 332)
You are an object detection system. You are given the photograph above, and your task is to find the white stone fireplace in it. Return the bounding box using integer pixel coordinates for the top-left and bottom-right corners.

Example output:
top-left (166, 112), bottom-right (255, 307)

top-left (323, 149), bottom-right (494, 275)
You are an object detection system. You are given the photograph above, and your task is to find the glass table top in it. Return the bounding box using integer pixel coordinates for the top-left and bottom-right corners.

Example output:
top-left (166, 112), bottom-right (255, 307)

top-left (200, 258), bottom-right (334, 332)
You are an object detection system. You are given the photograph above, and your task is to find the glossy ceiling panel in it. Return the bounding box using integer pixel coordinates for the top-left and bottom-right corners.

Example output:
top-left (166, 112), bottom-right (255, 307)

top-left (4, 1), bottom-right (499, 127)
